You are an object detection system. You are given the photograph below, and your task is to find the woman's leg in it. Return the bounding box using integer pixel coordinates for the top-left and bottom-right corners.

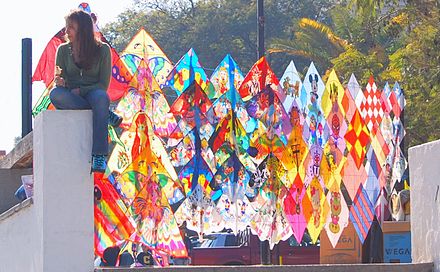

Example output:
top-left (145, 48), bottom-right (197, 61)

top-left (50, 87), bottom-right (90, 109)
top-left (84, 89), bottom-right (110, 155)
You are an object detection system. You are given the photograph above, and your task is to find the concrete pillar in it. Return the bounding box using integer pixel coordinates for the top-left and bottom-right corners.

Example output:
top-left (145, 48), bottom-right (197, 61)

top-left (34, 110), bottom-right (94, 272)
top-left (409, 139), bottom-right (440, 272)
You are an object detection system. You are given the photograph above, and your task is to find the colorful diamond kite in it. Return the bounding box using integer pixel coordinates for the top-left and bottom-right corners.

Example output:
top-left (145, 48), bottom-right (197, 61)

top-left (349, 184), bottom-right (375, 244)
top-left (344, 108), bottom-right (370, 169)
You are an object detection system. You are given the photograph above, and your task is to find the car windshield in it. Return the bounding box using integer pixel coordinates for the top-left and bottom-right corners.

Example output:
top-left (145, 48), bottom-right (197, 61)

top-left (199, 233), bottom-right (239, 248)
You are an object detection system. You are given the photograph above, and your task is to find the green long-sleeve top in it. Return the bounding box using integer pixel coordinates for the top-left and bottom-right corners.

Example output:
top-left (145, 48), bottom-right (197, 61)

top-left (55, 42), bottom-right (111, 97)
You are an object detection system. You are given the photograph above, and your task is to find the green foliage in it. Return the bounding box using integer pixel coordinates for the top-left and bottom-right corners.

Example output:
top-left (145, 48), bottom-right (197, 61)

top-left (102, 9), bottom-right (149, 52)
top-left (102, 0), bottom-right (336, 76)
top-left (331, 5), bottom-right (374, 52)
top-left (391, 20), bottom-right (440, 146)
top-left (331, 46), bottom-right (383, 84)
top-left (268, 17), bottom-right (348, 74)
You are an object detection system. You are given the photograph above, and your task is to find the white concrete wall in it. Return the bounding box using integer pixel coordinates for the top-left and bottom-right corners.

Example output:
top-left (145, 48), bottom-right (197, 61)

top-left (409, 139), bottom-right (440, 272)
top-left (0, 110), bottom-right (94, 272)
top-left (0, 199), bottom-right (41, 272)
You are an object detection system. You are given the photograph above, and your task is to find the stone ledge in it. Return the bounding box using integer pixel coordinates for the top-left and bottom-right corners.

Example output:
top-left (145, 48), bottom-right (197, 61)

top-left (0, 197), bottom-right (33, 222)
top-left (95, 262), bottom-right (434, 272)
top-left (0, 131), bottom-right (33, 169)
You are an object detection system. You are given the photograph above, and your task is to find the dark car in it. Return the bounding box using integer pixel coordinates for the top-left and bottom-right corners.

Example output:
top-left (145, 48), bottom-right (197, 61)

top-left (190, 228), bottom-right (319, 265)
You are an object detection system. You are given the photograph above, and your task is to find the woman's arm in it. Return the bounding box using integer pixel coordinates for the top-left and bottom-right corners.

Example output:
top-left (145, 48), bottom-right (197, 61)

top-left (54, 44), bottom-right (67, 87)
top-left (79, 43), bottom-right (111, 96)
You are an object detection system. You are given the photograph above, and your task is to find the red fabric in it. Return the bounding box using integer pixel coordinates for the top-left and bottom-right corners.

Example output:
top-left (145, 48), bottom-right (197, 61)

top-left (170, 82), bottom-right (212, 116)
top-left (239, 57), bottom-right (281, 101)
top-left (32, 29), bottom-right (66, 87)
top-left (94, 173), bottom-right (135, 257)
top-left (107, 48), bottom-right (131, 101)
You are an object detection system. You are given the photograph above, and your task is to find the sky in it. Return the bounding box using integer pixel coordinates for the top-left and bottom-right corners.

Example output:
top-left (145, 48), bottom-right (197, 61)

top-left (0, 0), bottom-right (134, 153)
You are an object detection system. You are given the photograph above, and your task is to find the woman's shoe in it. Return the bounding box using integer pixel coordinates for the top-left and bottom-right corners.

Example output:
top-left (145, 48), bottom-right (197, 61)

top-left (91, 154), bottom-right (106, 173)
top-left (108, 110), bottom-right (122, 128)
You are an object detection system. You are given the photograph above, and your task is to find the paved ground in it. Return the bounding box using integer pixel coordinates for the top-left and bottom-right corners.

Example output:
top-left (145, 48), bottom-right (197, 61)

top-left (95, 262), bottom-right (434, 272)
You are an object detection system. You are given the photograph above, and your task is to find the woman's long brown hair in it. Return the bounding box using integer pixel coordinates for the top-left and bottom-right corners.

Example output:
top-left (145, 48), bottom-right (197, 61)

top-left (65, 9), bottom-right (101, 70)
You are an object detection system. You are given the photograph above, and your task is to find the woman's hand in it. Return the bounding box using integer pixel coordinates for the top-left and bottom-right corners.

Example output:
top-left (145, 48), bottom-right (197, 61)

top-left (54, 75), bottom-right (65, 87)
top-left (54, 66), bottom-right (65, 87)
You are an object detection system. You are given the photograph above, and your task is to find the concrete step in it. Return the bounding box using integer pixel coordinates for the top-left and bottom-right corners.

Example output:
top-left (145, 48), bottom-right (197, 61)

top-left (0, 131), bottom-right (33, 213)
top-left (0, 131), bottom-right (33, 169)
top-left (95, 262), bottom-right (434, 272)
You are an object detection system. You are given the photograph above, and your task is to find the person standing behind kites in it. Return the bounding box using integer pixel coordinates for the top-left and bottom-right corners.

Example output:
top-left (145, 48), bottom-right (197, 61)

top-left (50, 9), bottom-right (121, 173)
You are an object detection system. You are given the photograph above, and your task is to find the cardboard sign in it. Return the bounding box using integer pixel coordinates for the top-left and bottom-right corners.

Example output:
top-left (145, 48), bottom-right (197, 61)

top-left (383, 232), bottom-right (411, 263)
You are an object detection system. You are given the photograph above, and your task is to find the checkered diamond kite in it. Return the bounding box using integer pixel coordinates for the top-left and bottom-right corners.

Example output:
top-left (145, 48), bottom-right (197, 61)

top-left (389, 82), bottom-right (406, 118)
top-left (359, 76), bottom-right (384, 133)
top-left (381, 82), bottom-right (392, 115)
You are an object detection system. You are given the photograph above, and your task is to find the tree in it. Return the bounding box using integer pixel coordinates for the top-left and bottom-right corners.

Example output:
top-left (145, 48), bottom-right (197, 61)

top-left (268, 18), bottom-right (349, 75)
top-left (385, 1), bottom-right (440, 146)
top-left (102, 0), bottom-right (337, 76)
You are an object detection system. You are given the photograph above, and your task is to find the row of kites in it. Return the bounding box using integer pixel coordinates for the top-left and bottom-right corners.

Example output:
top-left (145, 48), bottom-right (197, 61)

top-left (32, 4), bottom-right (407, 263)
